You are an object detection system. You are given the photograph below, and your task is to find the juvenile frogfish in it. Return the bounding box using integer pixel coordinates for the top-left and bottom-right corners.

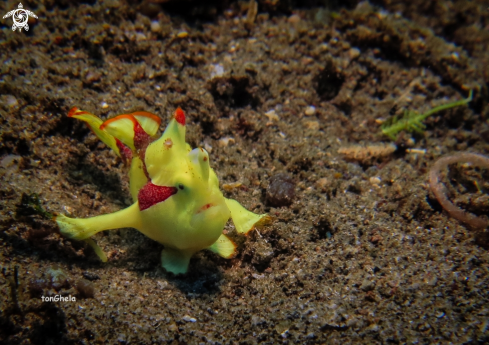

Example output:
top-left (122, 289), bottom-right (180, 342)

top-left (56, 107), bottom-right (270, 274)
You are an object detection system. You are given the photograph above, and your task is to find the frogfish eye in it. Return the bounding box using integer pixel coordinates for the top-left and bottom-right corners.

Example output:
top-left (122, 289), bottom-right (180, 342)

top-left (178, 184), bottom-right (184, 190)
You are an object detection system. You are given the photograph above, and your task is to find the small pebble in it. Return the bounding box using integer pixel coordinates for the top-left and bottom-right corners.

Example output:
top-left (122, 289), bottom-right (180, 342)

top-left (218, 137), bottom-right (235, 147)
top-left (369, 177), bottom-right (381, 186)
top-left (319, 43), bottom-right (329, 51)
top-left (135, 33), bottom-right (147, 41)
top-left (204, 142), bottom-right (213, 153)
top-left (360, 279), bottom-right (375, 292)
top-left (264, 109), bottom-right (279, 122)
top-left (266, 173), bottom-right (296, 207)
top-left (82, 271), bottom-right (100, 281)
top-left (288, 14), bottom-right (301, 24)
top-left (157, 281), bottom-right (169, 290)
top-left (348, 48), bottom-right (361, 60)
top-left (370, 234), bottom-right (383, 244)
top-left (5, 95), bottom-right (18, 107)
top-left (210, 64), bottom-right (224, 78)
top-left (63, 205), bottom-right (75, 216)
top-left (85, 71), bottom-right (101, 83)
top-left (46, 267), bottom-right (69, 291)
top-left (28, 277), bottom-right (49, 295)
top-left (305, 106), bottom-right (316, 116)
top-left (315, 177), bottom-right (329, 191)
top-left (304, 121), bottom-right (319, 130)
top-left (150, 21), bottom-right (161, 33)
top-left (75, 278), bottom-right (95, 298)
top-left (1, 155), bottom-right (21, 168)
top-left (183, 315), bottom-right (197, 322)
top-left (222, 182), bottom-right (242, 191)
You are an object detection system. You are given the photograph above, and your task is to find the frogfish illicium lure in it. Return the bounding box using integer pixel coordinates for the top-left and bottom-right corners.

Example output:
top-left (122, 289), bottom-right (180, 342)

top-left (56, 107), bottom-right (270, 274)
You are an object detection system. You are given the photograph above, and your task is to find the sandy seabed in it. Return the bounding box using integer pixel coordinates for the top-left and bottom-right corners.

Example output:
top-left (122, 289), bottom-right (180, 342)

top-left (1, 0), bottom-right (489, 344)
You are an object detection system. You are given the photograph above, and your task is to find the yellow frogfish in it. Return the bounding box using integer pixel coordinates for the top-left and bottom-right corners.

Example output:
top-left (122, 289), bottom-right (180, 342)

top-left (55, 107), bottom-right (270, 274)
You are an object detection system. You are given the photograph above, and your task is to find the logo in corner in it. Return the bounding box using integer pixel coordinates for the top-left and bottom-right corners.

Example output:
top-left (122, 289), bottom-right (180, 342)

top-left (3, 3), bottom-right (38, 32)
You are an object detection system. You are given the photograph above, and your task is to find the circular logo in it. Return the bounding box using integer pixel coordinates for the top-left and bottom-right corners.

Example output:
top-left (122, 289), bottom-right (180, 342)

top-left (13, 9), bottom-right (28, 27)
top-left (3, 3), bottom-right (38, 32)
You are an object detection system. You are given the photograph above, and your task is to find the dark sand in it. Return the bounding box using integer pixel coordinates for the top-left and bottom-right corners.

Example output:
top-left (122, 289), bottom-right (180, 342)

top-left (1, 0), bottom-right (489, 343)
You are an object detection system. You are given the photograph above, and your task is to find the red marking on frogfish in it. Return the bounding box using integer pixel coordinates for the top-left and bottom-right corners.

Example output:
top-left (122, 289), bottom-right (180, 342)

top-left (99, 115), bottom-right (152, 151)
top-left (130, 111), bottom-right (162, 126)
top-left (68, 107), bottom-right (78, 117)
top-left (100, 114), bottom-right (137, 130)
top-left (68, 107), bottom-right (90, 117)
top-left (115, 138), bottom-right (133, 165)
top-left (133, 121), bottom-right (151, 152)
top-left (138, 182), bottom-right (178, 211)
top-left (174, 107), bottom-right (186, 126)
top-left (100, 114), bottom-right (153, 178)
top-left (196, 203), bottom-right (213, 213)
top-left (132, 121), bottom-right (153, 179)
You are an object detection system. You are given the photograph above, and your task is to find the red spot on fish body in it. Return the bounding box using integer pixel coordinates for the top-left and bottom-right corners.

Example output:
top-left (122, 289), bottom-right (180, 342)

top-left (138, 182), bottom-right (178, 211)
top-left (196, 203), bottom-right (213, 213)
top-left (175, 107), bottom-right (186, 126)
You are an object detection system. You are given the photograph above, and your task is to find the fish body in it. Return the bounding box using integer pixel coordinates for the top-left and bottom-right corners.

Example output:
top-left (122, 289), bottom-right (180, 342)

top-left (56, 107), bottom-right (269, 274)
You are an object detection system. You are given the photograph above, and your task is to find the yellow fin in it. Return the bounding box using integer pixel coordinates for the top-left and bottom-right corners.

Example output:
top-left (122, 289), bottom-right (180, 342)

top-left (100, 115), bottom-right (138, 151)
top-left (56, 203), bottom-right (141, 240)
top-left (84, 238), bottom-right (108, 262)
top-left (129, 156), bottom-right (148, 202)
top-left (208, 234), bottom-right (236, 258)
top-left (68, 107), bottom-right (120, 156)
top-left (161, 248), bottom-right (193, 275)
top-left (131, 111), bottom-right (161, 136)
top-left (224, 198), bottom-right (270, 234)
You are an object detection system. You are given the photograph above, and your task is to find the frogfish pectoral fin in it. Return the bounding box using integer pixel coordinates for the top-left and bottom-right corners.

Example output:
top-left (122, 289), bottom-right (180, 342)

top-left (129, 156), bottom-right (148, 202)
top-left (129, 111), bottom-right (161, 136)
top-left (224, 198), bottom-right (271, 234)
top-left (99, 110), bottom-right (159, 151)
top-left (161, 248), bottom-right (194, 275)
top-left (84, 238), bottom-right (108, 262)
top-left (208, 234), bottom-right (236, 258)
top-left (55, 203), bottom-right (141, 261)
top-left (68, 107), bottom-right (122, 156)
